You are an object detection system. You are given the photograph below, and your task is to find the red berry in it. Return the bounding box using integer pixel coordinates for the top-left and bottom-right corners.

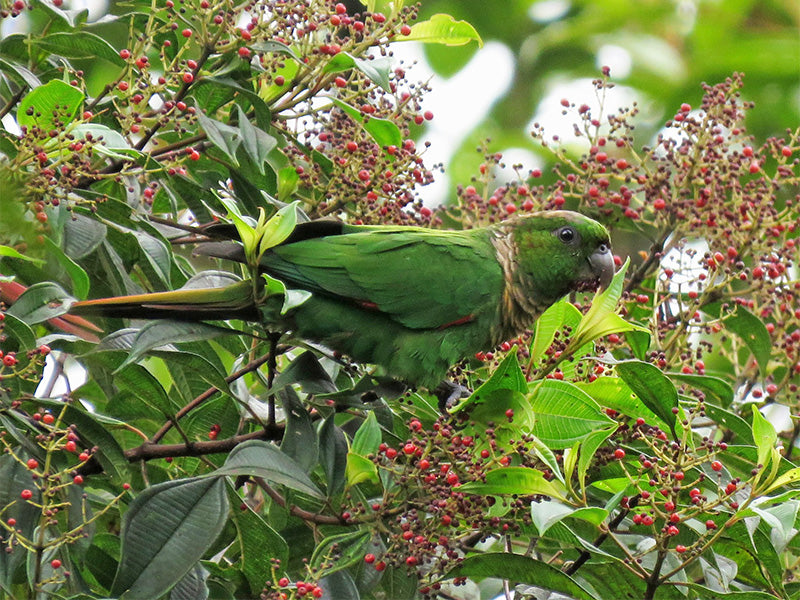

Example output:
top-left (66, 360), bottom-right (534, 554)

top-left (781, 146), bottom-right (792, 157)
top-left (42, 413), bottom-right (54, 424)
top-left (364, 553), bottom-right (375, 564)
top-left (418, 458), bottom-right (430, 470)
top-left (664, 501), bottom-right (675, 512)
top-left (26, 458), bottom-right (38, 470)
top-left (3, 354), bottom-right (18, 366)
top-left (357, 169), bottom-right (370, 182)
top-left (642, 515), bottom-right (654, 526)
top-left (403, 443), bottom-right (416, 455)
top-left (119, 49), bottom-right (131, 59)
top-left (183, 72), bottom-right (194, 83)
top-left (400, 24), bottom-right (411, 35)
top-left (187, 59), bottom-right (198, 69)
top-left (118, 81), bottom-right (129, 91)
top-left (675, 544), bottom-right (686, 553)
top-left (596, 152), bottom-right (607, 163)
top-left (189, 149), bottom-right (200, 161)
top-left (667, 525), bottom-right (679, 536)
top-left (711, 460), bottom-right (723, 472)
top-left (680, 103), bottom-right (691, 112)
top-left (706, 520), bottom-right (717, 530)
top-left (334, 76), bottom-right (347, 88)
top-left (752, 266), bottom-right (764, 279)
top-left (375, 560), bottom-right (386, 571)
top-left (238, 47), bottom-right (251, 58)
top-left (505, 202), bottom-right (517, 214)
top-left (669, 513), bottom-right (681, 523)
top-left (653, 198), bottom-right (666, 210)
top-left (65, 440), bottom-right (77, 452)
top-left (372, 12), bottom-right (386, 23)
top-left (615, 158), bottom-right (628, 169)
top-left (73, 475), bottom-right (84, 485)
top-left (423, 110), bottom-right (433, 121)
top-left (748, 161), bottom-right (760, 174)
top-left (614, 448), bottom-right (625, 459)
top-left (181, 28), bottom-right (192, 37)
top-left (20, 489), bottom-right (33, 500)
top-left (406, 556), bottom-right (417, 567)
top-left (335, 2), bottom-right (346, 13)
top-left (6, 518), bottom-right (16, 526)
top-left (385, 447), bottom-right (397, 459)
top-left (50, 559), bottom-right (62, 569)
top-left (446, 472), bottom-right (459, 485)
top-left (346, 141), bottom-right (357, 152)
top-left (742, 146), bottom-right (753, 157)
top-left (275, 75), bottom-right (285, 86)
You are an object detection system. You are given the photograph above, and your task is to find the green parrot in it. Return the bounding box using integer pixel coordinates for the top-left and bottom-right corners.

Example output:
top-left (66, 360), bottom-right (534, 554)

top-left (70, 210), bottom-right (613, 408)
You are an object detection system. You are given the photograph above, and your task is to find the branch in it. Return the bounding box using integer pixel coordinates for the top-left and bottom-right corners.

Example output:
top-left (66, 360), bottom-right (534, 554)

top-left (255, 477), bottom-right (342, 525)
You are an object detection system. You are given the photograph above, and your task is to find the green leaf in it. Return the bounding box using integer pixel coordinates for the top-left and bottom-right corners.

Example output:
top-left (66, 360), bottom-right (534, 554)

top-left (228, 487), bottom-right (288, 595)
top-left (258, 201), bottom-right (299, 256)
top-left (529, 379), bottom-right (616, 448)
top-left (213, 440), bottom-right (323, 498)
top-left (323, 53), bottom-right (392, 92)
top-left (454, 351), bottom-right (527, 412)
top-left (752, 408), bottom-right (777, 474)
top-left (30, 31), bottom-right (124, 65)
top-left (669, 372), bottom-right (735, 407)
top-left (170, 564), bottom-right (209, 600)
top-left (395, 14), bottom-right (483, 47)
top-left (345, 451), bottom-right (379, 487)
top-left (196, 111), bottom-right (241, 166)
top-left (577, 427), bottom-right (615, 489)
top-left (0, 313), bottom-right (36, 351)
top-left (17, 79), bottom-right (84, 131)
top-left (0, 245), bottom-right (44, 265)
top-left (236, 105), bottom-right (277, 173)
top-left (319, 416), bottom-right (348, 497)
top-left (111, 477), bottom-right (228, 599)
top-left (531, 501), bottom-right (609, 536)
top-left (6, 281), bottom-right (71, 324)
top-left (114, 363), bottom-right (176, 418)
top-left (350, 411), bottom-right (381, 456)
top-left (277, 166), bottom-right (299, 201)
top-left (458, 467), bottom-right (568, 502)
top-left (529, 298), bottom-right (581, 366)
top-left (330, 98), bottom-right (402, 150)
top-left (119, 321), bottom-right (233, 369)
top-left (614, 360), bottom-right (678, 437)
top-left (725, 305), bottom-right (772, 376)
top-left (32, 398), bottom-right (129, 484)
top-left (763, 466), bottom-right (800, 495)
top-left (568, 258), bottom-right (649, 351)
top-left (44, 237), bottom-right (90, 300)
top-left (279, 387), bottom-right (318, 473)
top-left (446, 553), bottom-right (595, 600)
top-left (310, 530), bottom-right (371, 577)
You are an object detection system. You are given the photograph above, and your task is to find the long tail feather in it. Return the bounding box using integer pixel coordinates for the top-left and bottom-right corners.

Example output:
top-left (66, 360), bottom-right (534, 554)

top-left (70, 280), bottom-right (260, 322)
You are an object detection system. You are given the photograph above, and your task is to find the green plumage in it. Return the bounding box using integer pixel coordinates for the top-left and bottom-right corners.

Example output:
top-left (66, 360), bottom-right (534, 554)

top-left (71, 211), bottom-right (613, 391)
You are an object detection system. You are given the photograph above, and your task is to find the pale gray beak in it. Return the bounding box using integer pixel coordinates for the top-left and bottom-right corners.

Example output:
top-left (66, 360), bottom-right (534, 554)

top-left (589, 244), bottom-right (614, 289)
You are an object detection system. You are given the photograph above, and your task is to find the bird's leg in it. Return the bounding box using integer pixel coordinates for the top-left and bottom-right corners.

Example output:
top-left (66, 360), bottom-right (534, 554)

top-left (434, 380), bottom-right (471, 413)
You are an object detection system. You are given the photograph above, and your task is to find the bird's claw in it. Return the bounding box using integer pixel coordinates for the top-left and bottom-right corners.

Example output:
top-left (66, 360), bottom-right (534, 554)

top-left (434, 380), bottom-right (471, 413)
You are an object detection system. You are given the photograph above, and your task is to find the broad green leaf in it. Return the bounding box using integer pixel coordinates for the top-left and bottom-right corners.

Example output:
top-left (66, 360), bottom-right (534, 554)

top-left (395, 14), bottom-right (483, 47)
top-left (330, 98), bottom-right (402, 150)
top-left (703, 403), bottom-right (754, 444)
top-left (236, 105), bottom-right (277, 173)
top-left (0, 313), bottom-right (36, 351)
top-left (614, 360), bottom-right (678, 437)
top-left (258, 201), bottom-right (299, 255)
top-left (531, 501), bottom-right (608, 535)
top-left (669, 372), bottom-right (734, 407)
top-left (170, 564), bottom-right (209, 600)
top-left (458, 467), bottom-right (568, 502)
top-left (763, 467), bottom-right (800, 495)
top-left (119, 321), bottom-right (234, 369)
top-left (114, 363), bottom-right (175, 418)
top-left (17, 80), bottom-right (84, 131)
top-left (279, 387), bottom-right (318, 472)
top-left (256, 56), bottom-right (300, 103)
top-left (228, 487), bottom-right (288, 595)
top-left (277, 166), bottom-right (299, 201)
top-left (568, 258), bottom-right (649, 351)
top-left (317, 571), bottom-right (359, 600)
top-left (111, 477), bottom-right (228, 599)
top-left (751, 408), bottom-right (777, 475)
top-left (0, 245), bottom-right (44, 265)
top-left (72, 124), bottom-right (142, 159)
top-left (725, 305), bottom-right (772, 376)
top-left (30, 31), bottom-right (124, 65)
top-left (529, 379), bottom-right (615, 448)
top-left (196, 111), bottom-right (241, 166)
top-left (455, 351), bottom-right (527, 412)
top-left (529, 298), bottom-right (581, 366)
top-left (323, 52), bottom-right (392, 92)
top-left (350, 411), bottom-right (381, 456)
top-left (44, 237), bottom-right (90, 300)
top-left (577, 427), bottom-right (615, 489)
top-left (446, 553), bottom-right (595, 600)
top-left (6, 282), bottom-right (71, 324)
top-left (319, 416), bottom-right (348, 496)
top-left (32, 398), bottom-right (129, 484)
top-left (346, 452), bottom-right (379, 486)
top-left (214, 440), bottom-right (323, 498)
top-left (310, 530), bottom-right (371, 577)
top-left (575, 376), bottom-right (668, 430)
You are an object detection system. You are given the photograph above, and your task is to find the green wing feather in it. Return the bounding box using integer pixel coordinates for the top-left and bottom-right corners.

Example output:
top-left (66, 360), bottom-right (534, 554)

top-left (263, 227), bottom-right (504, 330)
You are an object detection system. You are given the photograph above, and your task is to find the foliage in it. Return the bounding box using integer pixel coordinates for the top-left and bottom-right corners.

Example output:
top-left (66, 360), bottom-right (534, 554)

top-left (0, 1), bottom-right (799, 600)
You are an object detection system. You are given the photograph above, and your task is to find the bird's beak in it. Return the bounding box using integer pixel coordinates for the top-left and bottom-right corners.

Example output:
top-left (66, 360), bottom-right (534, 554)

top-left (589, 244), bottom-right (615, 289)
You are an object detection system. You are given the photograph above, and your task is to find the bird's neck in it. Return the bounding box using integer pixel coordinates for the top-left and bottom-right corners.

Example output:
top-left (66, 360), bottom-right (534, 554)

top-left (490, 227), bottom-right (550, 342)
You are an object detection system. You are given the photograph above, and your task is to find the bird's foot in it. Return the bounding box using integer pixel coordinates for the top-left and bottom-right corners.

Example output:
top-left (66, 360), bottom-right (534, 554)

top-left (434, 380), bottom-right (472, 413)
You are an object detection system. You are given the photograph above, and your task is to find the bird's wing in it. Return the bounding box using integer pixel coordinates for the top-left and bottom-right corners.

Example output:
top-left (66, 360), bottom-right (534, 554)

top-left (263, 228), bottom-right (504, 330)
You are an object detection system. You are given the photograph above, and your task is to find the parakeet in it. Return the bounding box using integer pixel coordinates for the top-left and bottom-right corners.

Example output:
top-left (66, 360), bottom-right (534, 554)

top-left (70, 210), bottom-right (613, 407)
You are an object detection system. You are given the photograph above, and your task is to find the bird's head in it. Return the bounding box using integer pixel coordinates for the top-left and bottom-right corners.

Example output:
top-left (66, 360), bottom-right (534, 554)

top-left (507, 210), bottom-right (614, 304)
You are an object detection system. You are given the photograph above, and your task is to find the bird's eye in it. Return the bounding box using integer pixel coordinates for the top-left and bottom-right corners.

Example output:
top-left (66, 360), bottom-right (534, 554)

top-left (558, 227), bottom-right (576, 244)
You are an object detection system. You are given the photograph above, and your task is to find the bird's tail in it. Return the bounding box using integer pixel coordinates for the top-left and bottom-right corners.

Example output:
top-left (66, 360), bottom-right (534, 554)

top-left (70, 279), bottom-right (261, 322)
